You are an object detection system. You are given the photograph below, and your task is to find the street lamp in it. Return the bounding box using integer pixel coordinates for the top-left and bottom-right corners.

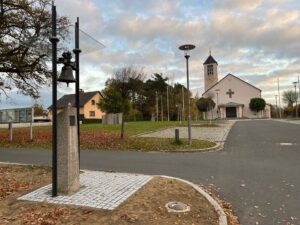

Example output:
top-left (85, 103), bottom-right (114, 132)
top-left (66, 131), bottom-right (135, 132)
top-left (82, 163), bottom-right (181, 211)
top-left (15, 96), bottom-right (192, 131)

top-left (293, 81), bottom-right (298, 118)
top-left (215, 89), bottom-right (220, 118)
top-left (275, 95), bottom-right (278, 118)
top-left (179, 44), bottom-right (195, 145)
top-left (50, 3), bottom-right (81, 197)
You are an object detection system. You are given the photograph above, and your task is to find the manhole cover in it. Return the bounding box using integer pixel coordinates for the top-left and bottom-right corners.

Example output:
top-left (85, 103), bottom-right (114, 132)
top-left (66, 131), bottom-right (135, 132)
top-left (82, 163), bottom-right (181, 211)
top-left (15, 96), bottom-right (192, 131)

top-left (165, 201), bottom-right (190, 213)
top-left (279, 143), bottom-right (294, 146)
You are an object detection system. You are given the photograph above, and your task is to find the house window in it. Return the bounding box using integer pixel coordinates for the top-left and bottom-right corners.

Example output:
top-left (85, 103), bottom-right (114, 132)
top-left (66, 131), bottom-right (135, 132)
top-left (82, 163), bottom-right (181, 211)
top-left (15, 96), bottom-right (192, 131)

top-left (207, 65), bottom-right (213, 75)
top-left (91, 100), bottom-right (95, 105)
top-left (89, 111), bottom-right (95, 117)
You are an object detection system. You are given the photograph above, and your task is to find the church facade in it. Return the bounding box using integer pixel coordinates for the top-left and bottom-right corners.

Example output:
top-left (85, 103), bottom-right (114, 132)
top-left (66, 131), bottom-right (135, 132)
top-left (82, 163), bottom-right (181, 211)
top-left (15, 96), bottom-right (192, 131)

top-left (202, 54), bottom-right (271, 119)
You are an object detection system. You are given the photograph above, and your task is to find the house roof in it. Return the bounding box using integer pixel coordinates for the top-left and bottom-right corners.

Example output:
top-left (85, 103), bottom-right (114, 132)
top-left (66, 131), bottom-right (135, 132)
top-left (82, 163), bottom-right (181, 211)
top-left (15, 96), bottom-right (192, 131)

top-left (48, 91), bottom-right (102, 110)
top-left (203, 55), bottom-right (218, 65)
top-left (202, 73), bottom-right (261, 96)
top-left (219, 102), bottom-right (244, 107)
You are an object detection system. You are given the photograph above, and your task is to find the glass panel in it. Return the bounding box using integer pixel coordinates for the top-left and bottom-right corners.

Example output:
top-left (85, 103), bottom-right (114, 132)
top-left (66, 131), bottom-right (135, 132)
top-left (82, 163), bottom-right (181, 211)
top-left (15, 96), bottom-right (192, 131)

top-left (19, 110), bottom-right (26, 123)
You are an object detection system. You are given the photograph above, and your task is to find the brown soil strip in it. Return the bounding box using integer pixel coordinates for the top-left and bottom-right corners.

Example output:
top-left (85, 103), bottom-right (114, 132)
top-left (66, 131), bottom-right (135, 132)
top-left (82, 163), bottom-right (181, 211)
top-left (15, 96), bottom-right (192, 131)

top-left (0, 164), bottom-right (221, 225)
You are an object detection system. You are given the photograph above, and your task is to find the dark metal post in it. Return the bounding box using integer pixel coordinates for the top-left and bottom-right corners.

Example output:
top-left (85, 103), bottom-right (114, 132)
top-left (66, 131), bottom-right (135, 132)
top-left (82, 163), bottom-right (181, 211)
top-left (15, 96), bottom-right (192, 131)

top-left (50, 3), bottom-right (59, 197)
top-left (185, 54), bottom-right (192, 145)
top-left (0, 0), bottom-right (3, 16)
top-left (73, 17), bottom-right (81, 164)
top-left (175, 128), bottom-right (180, 144)
top-left (8, 122), bottom-right (12, 142)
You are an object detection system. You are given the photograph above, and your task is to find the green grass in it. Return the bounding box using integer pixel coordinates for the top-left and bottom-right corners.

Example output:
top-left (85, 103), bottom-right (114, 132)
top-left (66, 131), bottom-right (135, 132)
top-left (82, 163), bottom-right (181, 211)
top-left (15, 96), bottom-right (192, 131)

top-left (81, 121), bottom-right (179, 136)
top-left (81, 120), bottom-right (225, 135)
top-left (124, 137), bottom-right (216, 151)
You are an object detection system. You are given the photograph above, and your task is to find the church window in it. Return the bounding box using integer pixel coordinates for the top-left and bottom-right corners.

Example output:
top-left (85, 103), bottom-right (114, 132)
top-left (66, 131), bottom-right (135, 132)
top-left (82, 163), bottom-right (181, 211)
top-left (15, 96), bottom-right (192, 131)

top-left (207, 65), bottom-right (213, 75)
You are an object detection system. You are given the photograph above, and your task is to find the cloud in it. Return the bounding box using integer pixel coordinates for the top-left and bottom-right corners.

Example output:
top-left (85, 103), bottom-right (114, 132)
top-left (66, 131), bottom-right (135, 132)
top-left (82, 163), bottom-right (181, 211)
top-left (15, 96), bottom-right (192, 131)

top-left (3, 0), bottom-right (300, 108)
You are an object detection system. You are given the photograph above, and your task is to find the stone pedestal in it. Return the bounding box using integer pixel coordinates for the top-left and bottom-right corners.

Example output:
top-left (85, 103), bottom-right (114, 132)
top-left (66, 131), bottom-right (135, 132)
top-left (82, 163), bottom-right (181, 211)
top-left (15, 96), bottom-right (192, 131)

top-left (57, 105), bottom-right (80, 195)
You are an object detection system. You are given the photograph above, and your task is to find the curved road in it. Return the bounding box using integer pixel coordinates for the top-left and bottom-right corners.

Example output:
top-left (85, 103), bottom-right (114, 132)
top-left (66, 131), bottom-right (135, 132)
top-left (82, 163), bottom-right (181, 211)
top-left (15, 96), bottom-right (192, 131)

top-left (0, 120), bottom-right (299, 224)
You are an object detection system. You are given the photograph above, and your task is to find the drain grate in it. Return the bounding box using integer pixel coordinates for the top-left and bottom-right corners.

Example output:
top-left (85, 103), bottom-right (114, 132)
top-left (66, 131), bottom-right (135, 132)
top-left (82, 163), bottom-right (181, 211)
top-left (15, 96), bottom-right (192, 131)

top-left (165, 201), bottom-right (190, 213)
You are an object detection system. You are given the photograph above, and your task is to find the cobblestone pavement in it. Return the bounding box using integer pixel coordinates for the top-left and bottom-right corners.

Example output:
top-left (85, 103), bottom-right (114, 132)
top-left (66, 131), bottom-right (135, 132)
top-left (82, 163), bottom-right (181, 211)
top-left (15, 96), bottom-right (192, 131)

top-left (138, 120), bottom-right (236, 142)
top-left (18, 171), bottom-right (152, 210)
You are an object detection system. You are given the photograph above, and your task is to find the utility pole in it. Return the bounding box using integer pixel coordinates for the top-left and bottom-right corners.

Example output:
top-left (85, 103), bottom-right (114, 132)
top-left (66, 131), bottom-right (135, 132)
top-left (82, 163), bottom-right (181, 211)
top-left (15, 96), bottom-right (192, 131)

top-left (167, 86), bottom-right (170, 121)
top-left (161, 94), bottom-right (163, 121)
top-left (293, 82), bottom-right (298, 118)
top-left (156, 91), bottom-right (159, 122)
top-left (275, 95), bottom-right (278, 118)
top-left (277, 77), bottom-right (282, 118)
top-left (298, 76), bottom-right (300, 113)
top-left (182, 86), bottom-right (185, 122)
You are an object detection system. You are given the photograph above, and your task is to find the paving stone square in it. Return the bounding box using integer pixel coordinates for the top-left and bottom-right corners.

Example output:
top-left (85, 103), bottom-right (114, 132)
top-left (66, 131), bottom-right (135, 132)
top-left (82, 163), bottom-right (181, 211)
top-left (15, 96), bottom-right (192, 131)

top-left (18, 170), bottom-right (152, 210)
top-left (138, 120), bottom-right (236, 142)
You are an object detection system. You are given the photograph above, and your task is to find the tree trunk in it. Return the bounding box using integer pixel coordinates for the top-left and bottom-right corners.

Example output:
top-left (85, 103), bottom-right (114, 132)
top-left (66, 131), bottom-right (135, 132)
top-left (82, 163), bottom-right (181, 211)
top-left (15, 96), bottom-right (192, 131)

top-left (121, 112), bottom-right (125, 139)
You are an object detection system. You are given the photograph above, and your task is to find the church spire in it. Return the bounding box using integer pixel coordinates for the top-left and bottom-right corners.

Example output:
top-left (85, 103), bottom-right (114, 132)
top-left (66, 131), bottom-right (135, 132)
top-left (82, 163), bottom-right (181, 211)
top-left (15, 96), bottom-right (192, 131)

top-left (203, 54), bottom-right (218, 65)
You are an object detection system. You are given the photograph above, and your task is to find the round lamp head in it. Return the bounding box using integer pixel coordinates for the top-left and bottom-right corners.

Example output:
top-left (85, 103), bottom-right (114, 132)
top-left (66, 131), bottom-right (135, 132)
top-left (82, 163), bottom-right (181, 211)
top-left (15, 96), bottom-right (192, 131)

top-left (179, 44), bottom-right (195, 51)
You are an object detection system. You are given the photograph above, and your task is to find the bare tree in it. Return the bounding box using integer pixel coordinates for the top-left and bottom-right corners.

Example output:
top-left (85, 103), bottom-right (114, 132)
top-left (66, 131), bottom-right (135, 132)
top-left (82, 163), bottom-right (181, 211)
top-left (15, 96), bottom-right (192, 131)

top-left (282, 90), bottom-right (297, 107)
top-left (0, 0), bottom-right (70, 98)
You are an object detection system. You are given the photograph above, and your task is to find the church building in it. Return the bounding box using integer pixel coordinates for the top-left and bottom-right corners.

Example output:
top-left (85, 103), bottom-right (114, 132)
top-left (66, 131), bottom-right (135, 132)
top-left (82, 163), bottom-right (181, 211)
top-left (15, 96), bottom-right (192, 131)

top-left (202, 54), bottom-right (271, 119)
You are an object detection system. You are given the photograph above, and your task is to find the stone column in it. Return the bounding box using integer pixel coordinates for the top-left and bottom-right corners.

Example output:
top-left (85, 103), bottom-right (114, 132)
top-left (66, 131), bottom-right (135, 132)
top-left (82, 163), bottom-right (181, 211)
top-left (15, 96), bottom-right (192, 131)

top-left (57, 105), bottom-right (80, 195)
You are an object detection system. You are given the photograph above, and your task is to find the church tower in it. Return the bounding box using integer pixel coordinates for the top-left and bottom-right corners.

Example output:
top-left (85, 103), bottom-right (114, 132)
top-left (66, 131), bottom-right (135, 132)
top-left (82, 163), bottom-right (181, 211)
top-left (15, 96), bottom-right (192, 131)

top-left (203, 53), bottom-right (218, 91)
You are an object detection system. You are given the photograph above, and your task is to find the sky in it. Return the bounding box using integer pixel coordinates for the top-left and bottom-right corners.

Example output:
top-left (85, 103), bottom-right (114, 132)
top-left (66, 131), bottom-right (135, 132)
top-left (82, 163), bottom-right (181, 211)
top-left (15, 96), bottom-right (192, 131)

top-left (1, 0), bottom-right (300, 109)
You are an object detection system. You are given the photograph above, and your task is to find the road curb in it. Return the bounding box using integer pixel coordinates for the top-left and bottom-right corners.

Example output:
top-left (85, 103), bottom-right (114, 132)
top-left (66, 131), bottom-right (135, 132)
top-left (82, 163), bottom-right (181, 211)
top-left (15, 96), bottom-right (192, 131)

top-left (152, 141), bottom-right (223, 153)
top-left (160, 175), bottom-right (228, 225)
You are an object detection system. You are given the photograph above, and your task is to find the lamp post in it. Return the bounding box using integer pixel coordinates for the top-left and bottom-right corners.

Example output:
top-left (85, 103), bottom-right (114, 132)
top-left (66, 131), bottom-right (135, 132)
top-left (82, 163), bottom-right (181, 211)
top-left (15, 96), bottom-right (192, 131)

top-left (293, 81), bottom-right (298, 118)
top-left (167, 86), bottom-right (170, 121)
top-left (275, 95), bottom-right (278, 118)
top-left (182, 86), bottom-right (185, 122)
top-left (50, 3), bottom-right (81, 197)
top-left (215, 89), bottom-right (220, 118)
top-left (179, 44), bottom-right (195, 145)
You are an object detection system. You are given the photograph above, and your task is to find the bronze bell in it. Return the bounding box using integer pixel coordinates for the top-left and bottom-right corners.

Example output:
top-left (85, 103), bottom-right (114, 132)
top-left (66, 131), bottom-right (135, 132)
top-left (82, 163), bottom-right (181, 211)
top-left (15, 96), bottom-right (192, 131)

top-left (58, 65), bottom-right (76, 87)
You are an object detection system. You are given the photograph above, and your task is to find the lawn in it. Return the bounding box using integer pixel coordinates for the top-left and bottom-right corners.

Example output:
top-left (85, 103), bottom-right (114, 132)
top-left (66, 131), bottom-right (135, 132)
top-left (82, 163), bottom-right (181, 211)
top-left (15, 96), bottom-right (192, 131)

top-left (0, 121), bottom-right (220, 151)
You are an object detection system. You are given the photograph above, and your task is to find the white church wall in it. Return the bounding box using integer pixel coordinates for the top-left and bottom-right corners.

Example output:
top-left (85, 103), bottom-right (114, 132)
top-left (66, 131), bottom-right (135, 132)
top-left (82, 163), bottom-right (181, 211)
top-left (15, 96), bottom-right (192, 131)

top-left (203, 74), bottom-right (263, 119)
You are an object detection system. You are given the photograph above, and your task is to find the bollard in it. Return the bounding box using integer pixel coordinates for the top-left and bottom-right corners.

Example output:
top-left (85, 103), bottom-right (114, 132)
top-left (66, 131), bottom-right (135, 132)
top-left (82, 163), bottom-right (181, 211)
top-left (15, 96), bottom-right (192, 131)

top-left (175, 128), bottom-right (180, 144)
top-left (8, 122), bottom-right (13, 142)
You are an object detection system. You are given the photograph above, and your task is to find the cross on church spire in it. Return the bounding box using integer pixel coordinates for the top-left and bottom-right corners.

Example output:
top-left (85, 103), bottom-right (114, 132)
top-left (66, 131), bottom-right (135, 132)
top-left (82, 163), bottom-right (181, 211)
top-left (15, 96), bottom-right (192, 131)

top-left (226, 89), bottom-right (235, 98)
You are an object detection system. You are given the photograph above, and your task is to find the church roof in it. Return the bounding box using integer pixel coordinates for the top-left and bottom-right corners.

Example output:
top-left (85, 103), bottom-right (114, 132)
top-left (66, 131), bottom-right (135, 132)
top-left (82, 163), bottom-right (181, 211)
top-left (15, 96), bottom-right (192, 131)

top-left (202, 73), bottom-right (261, 96)
top-left (203, 55), bottom-right (218, 65)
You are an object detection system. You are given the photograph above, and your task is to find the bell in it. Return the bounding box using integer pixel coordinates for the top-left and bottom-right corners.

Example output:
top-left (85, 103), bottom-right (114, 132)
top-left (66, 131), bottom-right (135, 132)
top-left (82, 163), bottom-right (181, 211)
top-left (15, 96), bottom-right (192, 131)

top-left (58, 65), bottom-right (76, 87)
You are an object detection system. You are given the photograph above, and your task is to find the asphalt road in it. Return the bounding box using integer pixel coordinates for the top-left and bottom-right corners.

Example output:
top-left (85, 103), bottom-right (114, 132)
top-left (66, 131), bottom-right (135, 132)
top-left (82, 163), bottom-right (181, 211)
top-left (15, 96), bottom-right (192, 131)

top-left (0, 120), bottom-right (299, 224)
